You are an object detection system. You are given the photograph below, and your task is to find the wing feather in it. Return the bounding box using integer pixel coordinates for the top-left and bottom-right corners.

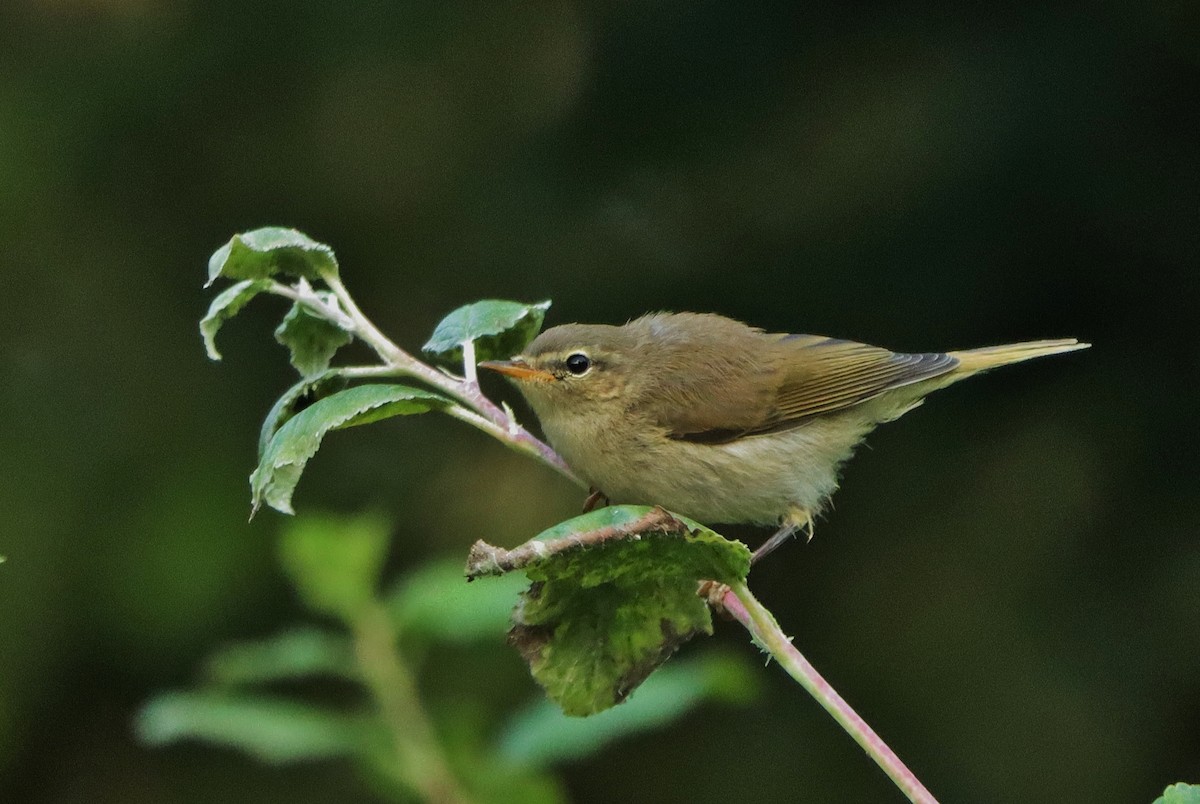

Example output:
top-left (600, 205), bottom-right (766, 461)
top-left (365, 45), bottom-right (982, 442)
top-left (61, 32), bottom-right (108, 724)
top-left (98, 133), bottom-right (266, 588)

top-left (666, 331), bottom-right (959, 443)
top-left (771, 340), bottom-right (958, 421)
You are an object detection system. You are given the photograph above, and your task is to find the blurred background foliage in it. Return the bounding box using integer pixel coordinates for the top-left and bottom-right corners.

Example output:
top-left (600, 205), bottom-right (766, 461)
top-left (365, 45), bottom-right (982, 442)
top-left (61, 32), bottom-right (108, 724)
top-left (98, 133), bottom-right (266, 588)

top-left (0, 0), bottom-right (1197, 801)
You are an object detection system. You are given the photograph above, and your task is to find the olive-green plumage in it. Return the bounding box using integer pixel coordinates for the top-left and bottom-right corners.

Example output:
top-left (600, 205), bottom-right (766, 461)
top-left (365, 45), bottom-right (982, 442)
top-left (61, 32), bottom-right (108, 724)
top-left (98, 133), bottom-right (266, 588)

top-left (482, 312), bottom-right (1087, 557)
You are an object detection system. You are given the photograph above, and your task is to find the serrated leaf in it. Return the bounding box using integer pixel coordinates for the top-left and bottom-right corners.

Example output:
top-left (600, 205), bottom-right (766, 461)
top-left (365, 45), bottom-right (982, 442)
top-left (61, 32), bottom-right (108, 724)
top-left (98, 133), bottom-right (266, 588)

top-left (204, 626), bottom-right (358, 686)
top-left (136, 691), bottom-right (367, 764)
top-left (423, 300), bottom-right (551, 366)
top-left (259, 373), bottom-right (348, 459)
top-left (496, 651), bottom-right (758, 767)
top-left (200, 279), bottom-right (272, 360)
top-left (472, 505), bottom-right (750, 716)
top-left (251, 384), bottom-right (449, 515)
top-left (386, 559), bottom-right (528, 644)
top-left (207, 227), bottom-right (338, 287)
top-left (1155, 784), bottom-right (1200, 804)
top-left (274, 296), bottom-right (354, 377)
top-left (279, 513), bottom-right (390, 622)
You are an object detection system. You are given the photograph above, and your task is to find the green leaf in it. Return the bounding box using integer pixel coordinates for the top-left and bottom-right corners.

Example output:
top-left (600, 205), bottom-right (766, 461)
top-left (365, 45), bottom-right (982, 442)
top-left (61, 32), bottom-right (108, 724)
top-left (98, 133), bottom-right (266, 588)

top-left (423, 299), bottom-right (551, 366)
top-left (473, 505), bottom-right (751, 717)
top-left (422, 700), bottom-right (566, 804)
top-left (1154, 783), bottom-right (1200, 804)
top-left (274, 296), bottom-right (354, 377)
top-left (457, 763), bottom-right (565, 804)
top-left (136, 691), bottom-right (366, 764)
top-left (496, 651), bottom-right (758, 767)
top-left (200, 278), bottom-right (272, 360)
top-left (278, 513), bottom-right (390, 622)
top-left (207, 227), bottom-right (338, 287)
top-left (252, 384), bottom-right (449, 515)
top-left (258, 372), bottom-right (347, 459)
top-left (386, 559), bottom-right (528, 644)
top-left (205, 626), bottom-right (358, 686)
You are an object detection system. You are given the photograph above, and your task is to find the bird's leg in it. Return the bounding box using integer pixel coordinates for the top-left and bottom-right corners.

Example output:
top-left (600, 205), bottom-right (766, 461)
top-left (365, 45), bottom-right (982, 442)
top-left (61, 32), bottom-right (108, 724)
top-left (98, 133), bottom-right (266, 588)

top-left (751, 508), bottom-right (815, 564)
top-left (582, 487), bottom-right (609, 513)
top-left (751, 523), bottom-right (797, 564)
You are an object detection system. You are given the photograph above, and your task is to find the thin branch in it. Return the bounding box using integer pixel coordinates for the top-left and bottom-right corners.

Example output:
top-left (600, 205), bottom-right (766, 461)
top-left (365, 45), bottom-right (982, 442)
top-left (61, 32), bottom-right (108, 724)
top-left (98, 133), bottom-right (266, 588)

top-left (722, 583), bottom-right (939, 804)
top-left (461, 338), bottom-right (478, 386)
top-left (465, 506), bottom-right (683, 578)
top-left (265, 280), bottom-right (356, 330)
top-left (333, 365), bottom-right (407, 379)
top-left (310, 272), bottom-right (582, 485)
top-left (351, 602), bottom-right (473, 804)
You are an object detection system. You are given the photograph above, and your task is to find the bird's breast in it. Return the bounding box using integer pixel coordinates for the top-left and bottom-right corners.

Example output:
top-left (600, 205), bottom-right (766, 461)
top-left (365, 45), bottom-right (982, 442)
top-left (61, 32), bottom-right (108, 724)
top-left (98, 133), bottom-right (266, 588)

top-left (539, 405), bottom-right (872, 526)
top-left (538, 406), bottom-right (656, 492)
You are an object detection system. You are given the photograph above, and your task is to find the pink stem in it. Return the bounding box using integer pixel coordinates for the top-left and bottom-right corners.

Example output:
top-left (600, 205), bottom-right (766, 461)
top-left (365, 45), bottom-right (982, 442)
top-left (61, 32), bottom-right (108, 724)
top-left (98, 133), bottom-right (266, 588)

top-left (723, 583), bottom-right (939, 804)
top-left (318, 274), bottom-right (581, 485)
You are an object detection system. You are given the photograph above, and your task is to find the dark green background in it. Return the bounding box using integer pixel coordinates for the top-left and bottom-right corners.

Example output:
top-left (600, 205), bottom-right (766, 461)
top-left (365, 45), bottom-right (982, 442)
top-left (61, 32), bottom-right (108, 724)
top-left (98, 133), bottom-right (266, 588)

top-left (2, 1), bottom-right (1196, 801)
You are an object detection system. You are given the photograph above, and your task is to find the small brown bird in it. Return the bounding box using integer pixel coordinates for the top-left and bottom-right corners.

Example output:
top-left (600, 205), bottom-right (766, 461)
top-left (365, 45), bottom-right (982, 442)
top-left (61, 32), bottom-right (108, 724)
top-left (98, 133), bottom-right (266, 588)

top-left (482, 313), bottom-right (1088, 561)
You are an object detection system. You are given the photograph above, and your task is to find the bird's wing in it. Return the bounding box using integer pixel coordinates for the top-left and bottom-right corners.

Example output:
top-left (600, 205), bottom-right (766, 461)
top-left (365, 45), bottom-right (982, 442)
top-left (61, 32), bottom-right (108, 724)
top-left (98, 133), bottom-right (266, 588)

top-left (666, 334), bottom-right (958, 443)
top-left (768, 335), bottom-right (958, 422)
top-left (626, 313), bottom-right (783, 440)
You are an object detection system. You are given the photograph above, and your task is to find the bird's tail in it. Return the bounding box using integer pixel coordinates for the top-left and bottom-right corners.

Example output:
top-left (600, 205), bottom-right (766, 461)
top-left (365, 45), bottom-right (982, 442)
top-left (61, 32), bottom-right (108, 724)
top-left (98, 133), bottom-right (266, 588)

top-left (948, 339), bottom-right (1090, 374)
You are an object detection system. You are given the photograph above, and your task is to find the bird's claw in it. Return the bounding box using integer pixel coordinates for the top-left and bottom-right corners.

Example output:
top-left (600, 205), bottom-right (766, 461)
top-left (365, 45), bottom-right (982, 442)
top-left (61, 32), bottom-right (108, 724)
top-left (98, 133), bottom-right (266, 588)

top-left (582, 488), bottom-right (609, 513)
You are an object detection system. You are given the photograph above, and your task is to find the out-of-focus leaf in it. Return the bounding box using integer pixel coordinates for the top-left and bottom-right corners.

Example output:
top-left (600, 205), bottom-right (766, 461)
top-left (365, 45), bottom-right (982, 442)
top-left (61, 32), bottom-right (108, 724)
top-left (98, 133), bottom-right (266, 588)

top-left (279, 513), bottom-right (390, 622)
top-left (496, 652), bottom-right (758, 767)
top-left (200, 279), bottom-right (271, 360)
top-left (1155, 783), bottom-right (1200, 804)
top-left (258, 372), bottom-right (347, 459)
top-left (136, 691), bottom-right (366, 764)
top-left (251, 384), bottom-right (449, 515)
top-left (207, 227), bottom-right (338, 286)
top-left (386, 558), bottom-right (527, 644)
top-left (274, 296), bottom-right (354, 377)
top-left (469, 505), bottom-right (751, 716)
top-left (358, 734), bottom-right (565, 804)
top-left (419, 707), bottom-right (566, 804)
top-left (423, 299), bottom-right (551, 365)
top-left (204, 626), bottom-right (358, 686)
top-left (460, 763), bottom-right (565, 804)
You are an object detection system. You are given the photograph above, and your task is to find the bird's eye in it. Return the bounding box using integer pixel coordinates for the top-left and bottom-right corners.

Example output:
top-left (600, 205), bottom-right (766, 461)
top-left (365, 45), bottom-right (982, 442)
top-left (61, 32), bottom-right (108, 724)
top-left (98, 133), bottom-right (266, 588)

top-left (564, 353), bottom-right (591, 376)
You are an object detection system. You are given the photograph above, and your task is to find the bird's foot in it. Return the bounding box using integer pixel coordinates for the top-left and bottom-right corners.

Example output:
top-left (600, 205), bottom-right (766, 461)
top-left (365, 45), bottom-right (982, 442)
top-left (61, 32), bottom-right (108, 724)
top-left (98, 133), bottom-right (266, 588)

top-left (581, 488), bottom-right (610, 513)
top-left (751, 509), bottom-right (815, 564)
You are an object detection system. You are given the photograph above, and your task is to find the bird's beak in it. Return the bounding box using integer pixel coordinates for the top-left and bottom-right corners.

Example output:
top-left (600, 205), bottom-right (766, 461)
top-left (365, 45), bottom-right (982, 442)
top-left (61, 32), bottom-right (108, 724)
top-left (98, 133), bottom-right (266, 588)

top-left (479, 359), bottom-right (555, 382)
